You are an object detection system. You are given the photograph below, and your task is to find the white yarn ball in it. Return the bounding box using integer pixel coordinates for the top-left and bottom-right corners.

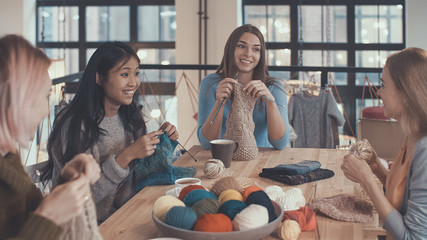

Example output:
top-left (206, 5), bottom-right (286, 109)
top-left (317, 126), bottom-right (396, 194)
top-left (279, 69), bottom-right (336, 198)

top-left (276, 188), bottom-right (306, 211)
top-left (203, 159), bottom-right (225, 179)
top-left (265, 185), bottom-right (283, 195)
top-left (232, 204), bottom-right (268, 231)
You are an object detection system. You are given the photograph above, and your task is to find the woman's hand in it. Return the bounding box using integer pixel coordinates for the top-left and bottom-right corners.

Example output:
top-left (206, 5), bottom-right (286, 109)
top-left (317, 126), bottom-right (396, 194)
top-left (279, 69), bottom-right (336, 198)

top-left (341, 154), bottom-right (375, 188)
top-left (160, 122), bottom-right (179, 140)
top-left (242, 80), bottom-right (274, 100)
top-left (216, 77), bottom-right (238, 102)
top-left (61, 153), bottom-right (100, 184)
top-left (34, 176), bottom-right (91, 225)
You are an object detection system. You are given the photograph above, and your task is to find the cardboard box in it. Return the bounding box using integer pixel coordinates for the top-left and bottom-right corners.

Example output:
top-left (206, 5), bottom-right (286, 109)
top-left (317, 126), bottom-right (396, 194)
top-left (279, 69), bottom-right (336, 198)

top-left (357, 118), bottom-right (404, 161)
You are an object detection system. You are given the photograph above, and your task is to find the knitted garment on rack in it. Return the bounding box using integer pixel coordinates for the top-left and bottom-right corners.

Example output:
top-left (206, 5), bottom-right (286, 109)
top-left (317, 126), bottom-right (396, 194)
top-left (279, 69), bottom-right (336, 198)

top-left (133, 133), bottom-right (196, 192)
top-left (259, 168), bottom-right (334, 186)
top-left (311, 194), bottom-right (374, 223)
top-left (261, 160), bottom-right (321, 176)
top-left (60, 196), bottom-right (103, 240)
top-left (224, 83), bottom-right (258, 161)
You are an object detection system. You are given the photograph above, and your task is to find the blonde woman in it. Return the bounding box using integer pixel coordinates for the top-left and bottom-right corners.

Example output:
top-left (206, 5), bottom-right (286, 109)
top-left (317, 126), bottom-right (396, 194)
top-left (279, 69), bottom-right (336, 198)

top-left (0, 35), bottom-right (100, 239)
top-left (341, 48), bottom-right (427, 239)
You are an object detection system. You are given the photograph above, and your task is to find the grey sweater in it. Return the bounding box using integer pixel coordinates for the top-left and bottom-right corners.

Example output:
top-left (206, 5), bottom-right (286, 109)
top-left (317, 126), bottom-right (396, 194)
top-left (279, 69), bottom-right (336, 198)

top-left (288, 90), bottom-right (345, 148)
top-left (52, 114), bottom-right (141, 223)
top-left (383, 136), bottom-right (427, 239)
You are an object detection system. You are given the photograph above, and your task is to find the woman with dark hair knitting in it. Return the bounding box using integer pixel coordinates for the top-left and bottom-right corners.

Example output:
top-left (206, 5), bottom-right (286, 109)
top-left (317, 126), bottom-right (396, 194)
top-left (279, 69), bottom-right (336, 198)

top-left (197, 24), bottom-right (291, 150)
top-left (341, 48), bottom-right (427, 239)
top-left (42, 42), bottom-right (179, 223)
top-left (0, 35), bottom-right (101, 239)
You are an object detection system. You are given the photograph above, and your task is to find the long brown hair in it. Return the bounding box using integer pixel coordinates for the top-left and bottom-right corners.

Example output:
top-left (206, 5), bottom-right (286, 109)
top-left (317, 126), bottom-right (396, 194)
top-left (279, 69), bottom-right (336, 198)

top-left (385, 47), bottom-right (427, 138)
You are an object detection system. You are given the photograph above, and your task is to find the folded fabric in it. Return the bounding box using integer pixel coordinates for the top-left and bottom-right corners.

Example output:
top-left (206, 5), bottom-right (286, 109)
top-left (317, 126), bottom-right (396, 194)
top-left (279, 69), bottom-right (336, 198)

top-left (283, 207), bottom-right (317, 231)
top-left (311, 194), bottom-right (373, 223)
top-left (261, 160), bottom-right (321, 176)
top-left (259, 168), bottom-right (334, 186)
top-left (133, 133), bottom-right (196, 192)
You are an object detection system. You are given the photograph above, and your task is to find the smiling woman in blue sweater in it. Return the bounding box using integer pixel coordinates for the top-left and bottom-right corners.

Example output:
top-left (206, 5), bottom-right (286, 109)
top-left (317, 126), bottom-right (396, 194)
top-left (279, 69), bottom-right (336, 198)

top-left (197, 24), bottom-right (290, 150)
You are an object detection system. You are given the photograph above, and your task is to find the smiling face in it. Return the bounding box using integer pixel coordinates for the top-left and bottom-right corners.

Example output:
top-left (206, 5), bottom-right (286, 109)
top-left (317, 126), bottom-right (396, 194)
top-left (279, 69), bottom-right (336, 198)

top-left (98, 57), bottom-right (140, 114)
top-left (233, 32), bottom-right (261, 75)
top-left (378, 65), bottom-right (405, 120)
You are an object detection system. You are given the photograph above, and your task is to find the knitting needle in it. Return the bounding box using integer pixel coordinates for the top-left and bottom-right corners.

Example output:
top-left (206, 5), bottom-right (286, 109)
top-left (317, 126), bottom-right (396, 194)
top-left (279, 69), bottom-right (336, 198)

top-left (177, 141), bottom-right (197, 162)
top-left (235, 82), bottom-right (286, 108)
top-left (210, 72), bottom-right (239, 124)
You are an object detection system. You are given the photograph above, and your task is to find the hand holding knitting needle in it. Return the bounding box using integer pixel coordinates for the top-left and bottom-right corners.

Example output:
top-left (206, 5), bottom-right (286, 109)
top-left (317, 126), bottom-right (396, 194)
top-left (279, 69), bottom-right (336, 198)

top-left (210, 72), bottom-right (239, 124)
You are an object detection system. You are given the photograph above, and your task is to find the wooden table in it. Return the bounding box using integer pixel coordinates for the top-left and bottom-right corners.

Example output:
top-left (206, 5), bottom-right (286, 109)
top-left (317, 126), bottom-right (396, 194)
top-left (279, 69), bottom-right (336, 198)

top-left (99, 146), bottom-right (385, 240)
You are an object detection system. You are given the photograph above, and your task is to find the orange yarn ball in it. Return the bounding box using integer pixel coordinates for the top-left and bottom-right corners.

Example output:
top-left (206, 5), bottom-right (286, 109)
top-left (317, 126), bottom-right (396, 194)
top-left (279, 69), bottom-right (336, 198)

top-left (193, 213), bottom-right (233, 232)
top-left (243, 185), bottom-right (263, 202)
top-left (178, 185), bottom-right (205, 201)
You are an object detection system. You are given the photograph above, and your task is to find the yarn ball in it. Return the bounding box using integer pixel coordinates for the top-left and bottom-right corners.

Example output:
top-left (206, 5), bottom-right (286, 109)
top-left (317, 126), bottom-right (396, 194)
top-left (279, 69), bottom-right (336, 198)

top-left (178, 185), bottom-right (206, 201)
top-left (242, 185), bottom-right (263, 202)
top-left (276, 188), bottom-right (306, 211)
top-left (246, 190), bottom-right (277, 223)
top-left (164, 206), bottom-right (198, 230)
top-left (218, 200), bottom-right (247, 220)
top-left (232, 204), bottom-right (269, 231)
top-left (236, 177), bottom-right (258, 192)
top-left (183, 189), bottom-right (217, 207)
top-left (278, 220), bottom-right (301, 240)
top-left (193, 213), bottom-right (233, 232)
top-left (265, 185), bottom-right (284, 202)
top-left (191, 198), bottom-right (220, 218)
top-left (203, 159), bottom-right (225, 179)
top-left (210, 176), bottom-right (242, 197)
top-left (349, 139), bottom-right (377, 164)
top-left (153, 195), bottom-right (185, 222)
top-left (283, 207), bottom-right (317, 231)
top-left (218, 189), bottom-right (243, 205)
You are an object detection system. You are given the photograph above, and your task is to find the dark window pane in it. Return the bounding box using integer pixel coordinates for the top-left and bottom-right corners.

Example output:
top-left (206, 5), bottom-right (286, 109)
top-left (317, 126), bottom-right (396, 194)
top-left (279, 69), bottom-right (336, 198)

top-left (355, 5), bottom-right (403, 44)
top-left (245, 5), bottom-right (290, 42)
top-left (299, 5), bottom-right (347, 43)
top-left (138, 6), bottom-right (176, 41)
top-left (86, 6), bottom-right (130, 41)
top-left (38, 6), bottom-right (79, 42)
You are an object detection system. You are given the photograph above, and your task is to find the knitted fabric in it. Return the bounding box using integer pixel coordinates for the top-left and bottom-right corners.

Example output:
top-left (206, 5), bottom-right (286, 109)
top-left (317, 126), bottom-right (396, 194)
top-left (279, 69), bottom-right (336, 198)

top-left (224, 83), bottom-right (258, 161)
top-left (261, 160), bottom-right (321, 176)
top-left (311, 194), bottom-right (374, 223)
top-left (60, 195), bottom-right (103, 240)
top-left (133, 133), bottom-right (196, 192)
top-left (259, 168), bottom-right (334, 186)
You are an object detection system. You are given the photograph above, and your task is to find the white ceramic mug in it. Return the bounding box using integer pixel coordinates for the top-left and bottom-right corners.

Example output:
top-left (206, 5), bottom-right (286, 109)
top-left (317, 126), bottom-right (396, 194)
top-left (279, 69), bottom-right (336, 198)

top-left (174, 177), bottom-right (202, 196)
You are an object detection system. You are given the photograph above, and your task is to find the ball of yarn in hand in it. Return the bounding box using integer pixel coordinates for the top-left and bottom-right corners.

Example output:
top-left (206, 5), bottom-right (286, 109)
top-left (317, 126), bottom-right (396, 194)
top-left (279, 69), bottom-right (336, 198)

top-left (183, 189), bottom-right (217, 207)
top-left (218, 189), bottom-right (243, 205)
top-left (153, 195), bottom-right (185, 222)
top-left (242, 185), bottom-right (263, 202)
top-left (203, 159), bottom-right (225, 179)
top-left (218, 200), bottom-right (247, 220)
top-left (349, 139), bottom-right (377, 164)
top-left (191, 198), bottom-right (220, 218)
top-left (164, 206), bottom-right (198, 230)
top-left (194, 213), bottom-right (233, 232)
top-left (246, 190), bottom-right (277, 223)
top-left (232, 204), bottom-right (268, 231)
top-left (278, 220), bottom-right (301, 240)
top-left (210, 176), bottom-right (242, 197)
top-left (178, 185), bottom-right (206, 201)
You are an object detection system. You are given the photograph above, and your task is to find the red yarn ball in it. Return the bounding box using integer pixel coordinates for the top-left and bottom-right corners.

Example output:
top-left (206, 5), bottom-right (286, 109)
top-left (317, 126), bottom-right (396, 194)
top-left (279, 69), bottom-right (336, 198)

top-left (243, 186), bottom-right (263, 202)
top-left (193, 213), bottom-right (233, 232)
top-left (178, 185), bottom-right (205, 201)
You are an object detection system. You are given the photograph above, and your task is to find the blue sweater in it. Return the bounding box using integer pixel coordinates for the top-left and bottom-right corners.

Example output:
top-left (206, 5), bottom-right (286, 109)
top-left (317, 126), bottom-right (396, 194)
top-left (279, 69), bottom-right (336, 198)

top-left (197, 73), bottom-right (291, 150)
top-left (383, 136), bottom-right (427, 239)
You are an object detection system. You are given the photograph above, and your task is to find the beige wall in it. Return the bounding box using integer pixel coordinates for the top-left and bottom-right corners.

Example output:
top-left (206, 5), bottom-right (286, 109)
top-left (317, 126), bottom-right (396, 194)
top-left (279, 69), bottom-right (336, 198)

top-left (406, 0), bottom-right (427, 49)
top-left (0, 0), bottom-right (36, 43)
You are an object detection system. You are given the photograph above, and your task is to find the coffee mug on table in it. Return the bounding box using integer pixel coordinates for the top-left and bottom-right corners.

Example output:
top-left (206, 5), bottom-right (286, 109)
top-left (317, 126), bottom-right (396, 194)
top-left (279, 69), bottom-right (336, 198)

top-left (174, 177), bottom-right (202, 196)
top-left (210, 139), bottom-right (239, 168)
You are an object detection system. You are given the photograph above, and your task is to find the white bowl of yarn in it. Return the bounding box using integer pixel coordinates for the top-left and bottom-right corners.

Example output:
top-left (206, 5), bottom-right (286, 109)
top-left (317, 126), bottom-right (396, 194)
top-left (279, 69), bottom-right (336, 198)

top-left (152, 201), bottom-right (283, 240)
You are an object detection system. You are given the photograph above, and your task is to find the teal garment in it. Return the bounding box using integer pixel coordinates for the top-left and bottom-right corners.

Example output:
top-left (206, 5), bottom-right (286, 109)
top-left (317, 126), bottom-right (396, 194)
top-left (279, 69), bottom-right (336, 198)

top-left (261, 160), bottom-right (321, 176)
top-left (133, 133), bottom-right (196, 192)
top-left (197, 73), bottom-right (291, 150)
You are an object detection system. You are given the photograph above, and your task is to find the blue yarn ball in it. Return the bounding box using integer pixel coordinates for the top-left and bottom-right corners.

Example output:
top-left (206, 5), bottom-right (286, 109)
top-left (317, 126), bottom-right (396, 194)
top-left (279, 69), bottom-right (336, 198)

top-left (164, 206), bottom-right (198, 230)
top-left (218, 200), bottom-right (247, 220)
top-left (183, 189), bottom-right (217, 207)
top-left (246, 191), bottom-right (277, 223)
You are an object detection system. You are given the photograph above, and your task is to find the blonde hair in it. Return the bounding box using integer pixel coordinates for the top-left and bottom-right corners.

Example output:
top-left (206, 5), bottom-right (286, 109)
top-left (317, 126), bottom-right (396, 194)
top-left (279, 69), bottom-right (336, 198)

top-left (385, 47), bottom-right (427, 139)
top-left (0, 35), bottom-right (51, 155)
